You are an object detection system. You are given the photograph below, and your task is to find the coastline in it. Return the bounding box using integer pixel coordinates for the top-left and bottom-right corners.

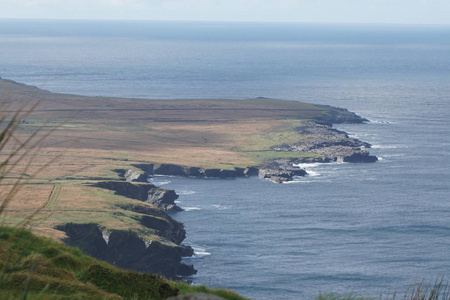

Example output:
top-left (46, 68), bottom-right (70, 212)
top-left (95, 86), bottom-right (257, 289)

top-left (0, 77), bottom-right (377, 278)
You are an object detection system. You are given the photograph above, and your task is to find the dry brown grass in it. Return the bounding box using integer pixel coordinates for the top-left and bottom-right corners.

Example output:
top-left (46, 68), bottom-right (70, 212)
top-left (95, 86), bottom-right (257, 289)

top-left (0, 78), bottom-right (326, 240)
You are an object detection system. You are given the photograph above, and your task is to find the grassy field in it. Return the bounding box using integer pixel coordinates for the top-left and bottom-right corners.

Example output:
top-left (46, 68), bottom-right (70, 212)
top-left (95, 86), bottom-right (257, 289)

top-left (0, 78), bottom-right (328, 239)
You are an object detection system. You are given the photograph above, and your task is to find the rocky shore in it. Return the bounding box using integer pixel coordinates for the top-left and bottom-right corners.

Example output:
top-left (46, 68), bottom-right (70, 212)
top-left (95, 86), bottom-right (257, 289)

top-left (126, 106), bottom-right (377, 183)
top-left (57, 105), bottom-right (377, 279)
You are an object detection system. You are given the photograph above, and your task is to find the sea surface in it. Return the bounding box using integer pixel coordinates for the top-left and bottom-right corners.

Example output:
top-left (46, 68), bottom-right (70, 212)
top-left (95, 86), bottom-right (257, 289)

top-left (1, 20), bottom-right (450, 299)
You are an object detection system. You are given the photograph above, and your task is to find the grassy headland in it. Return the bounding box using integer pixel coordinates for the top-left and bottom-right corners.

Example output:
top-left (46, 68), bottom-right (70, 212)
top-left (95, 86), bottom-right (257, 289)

top-left (0, 78), bottom-right (328, 239)
top-left (0, 226), bottom-right (246, 299)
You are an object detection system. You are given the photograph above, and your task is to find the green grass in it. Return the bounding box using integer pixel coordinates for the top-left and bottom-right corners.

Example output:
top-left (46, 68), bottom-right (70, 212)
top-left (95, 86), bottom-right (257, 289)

top-left (0, 226), bottom-right (248, 300)
top-left (171, 282), bottom-right (248, 300)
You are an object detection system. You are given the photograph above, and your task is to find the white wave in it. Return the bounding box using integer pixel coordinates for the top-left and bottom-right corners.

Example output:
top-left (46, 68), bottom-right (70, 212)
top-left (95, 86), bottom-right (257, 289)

top-left (191, 246), bottom-right (211, 257)
top-left (381, 153), bottom-right (405, 157)
top-left (283, 179), bottom-right (304, 184)
top-left (183, 207), bottom-right (202, 211)
top-left (150, 180), bottom-right (171, 185)
top-left (174, 200), bottom-right (181, 204)
top-left (212, 204), bottom-right (230, 210)
top-left (306, 170), bottom-right (320, 177)
top-left (367, 119), bottom-right (392, 124)
top-left (371, 144), bottom-right (400, 149)
top-left (177, 190), bottom-right (197, 195)
top-left (292, 162), bottom-right (321, 168)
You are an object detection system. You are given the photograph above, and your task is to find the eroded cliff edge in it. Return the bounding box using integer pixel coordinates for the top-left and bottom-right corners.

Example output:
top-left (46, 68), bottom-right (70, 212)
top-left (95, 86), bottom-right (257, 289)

top-left (57, 178), bottom-right (195, 279)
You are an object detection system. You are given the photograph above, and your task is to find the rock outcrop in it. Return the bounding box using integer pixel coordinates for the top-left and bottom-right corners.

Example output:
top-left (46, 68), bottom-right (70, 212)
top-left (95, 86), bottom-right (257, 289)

top-left (146, 187), bottom-right (182, 212)
top-left (258, 165), bottom-right (307, 183)
top-left (124, 169), bottom-right (148, 182)
top-left (272, 122), bottom-right (377, 164)
top-left (57, 223), bottom-right (195, 278)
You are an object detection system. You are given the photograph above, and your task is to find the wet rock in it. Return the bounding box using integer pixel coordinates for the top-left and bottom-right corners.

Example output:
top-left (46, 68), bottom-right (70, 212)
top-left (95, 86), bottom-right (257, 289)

top-left (181, 245), bottom-right (194, 257)
top-left (177, 263), bottom-right (197, 276)
top-left (258, 166), bottom-right (307, 183)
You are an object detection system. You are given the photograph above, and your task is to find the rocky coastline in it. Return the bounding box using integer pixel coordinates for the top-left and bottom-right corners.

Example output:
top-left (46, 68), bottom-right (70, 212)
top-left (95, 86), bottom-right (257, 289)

top-left (127, 106), bottom-right (377, 183)
top-left (60, 105), bottom-right (377, 279)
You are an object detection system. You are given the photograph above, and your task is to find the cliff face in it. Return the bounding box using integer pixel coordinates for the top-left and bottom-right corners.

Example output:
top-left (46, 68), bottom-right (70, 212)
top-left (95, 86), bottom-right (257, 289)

top-left (146, 187), bottom-right (181, 212)
top-left (94, 180), bottom-right (183, 212)
top-left (94, 181), bottom-right (155, 201)
top-left (61, 178), bottom-right (195, 278)
top-left (152, 164), bottom-right (258, 178)
top-left (56, 223), bottom-right (194, 278)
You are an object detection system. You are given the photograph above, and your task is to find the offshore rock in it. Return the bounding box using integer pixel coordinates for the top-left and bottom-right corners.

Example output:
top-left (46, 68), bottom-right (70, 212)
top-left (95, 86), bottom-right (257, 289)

top-left (258, 165), bottom-right (307, 183)
top-left (146, 187), bottom-right (182, 212)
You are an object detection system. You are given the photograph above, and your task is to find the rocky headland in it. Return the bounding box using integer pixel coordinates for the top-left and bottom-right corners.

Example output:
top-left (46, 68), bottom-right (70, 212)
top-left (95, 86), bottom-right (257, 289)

top-left (1, 78), bottom-right (377, 284)
top-left (124, 106), bottom-right (377, 183)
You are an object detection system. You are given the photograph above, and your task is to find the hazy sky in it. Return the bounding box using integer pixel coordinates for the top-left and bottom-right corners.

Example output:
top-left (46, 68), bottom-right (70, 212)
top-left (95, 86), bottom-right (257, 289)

top-left (0, 0), bottom-right (449, 25)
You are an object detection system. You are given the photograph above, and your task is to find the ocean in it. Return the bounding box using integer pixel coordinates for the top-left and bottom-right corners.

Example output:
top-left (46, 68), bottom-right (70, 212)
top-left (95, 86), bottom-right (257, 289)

top-left (1, 19), bottom-right (450, 299)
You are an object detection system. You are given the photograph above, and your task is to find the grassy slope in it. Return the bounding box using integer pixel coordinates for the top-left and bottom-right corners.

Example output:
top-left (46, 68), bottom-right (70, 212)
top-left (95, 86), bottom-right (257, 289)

top-left (0, 78), bottom-right (327, 240)
top-left (0, 226), bottom-right (247, 300)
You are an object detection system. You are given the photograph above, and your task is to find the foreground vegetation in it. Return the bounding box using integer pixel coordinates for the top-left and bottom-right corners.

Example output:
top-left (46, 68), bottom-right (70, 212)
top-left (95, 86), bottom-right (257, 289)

top-left (1, 226), bottom-right (448, 300)
top-left (0, 226), bottom-right (247, 299)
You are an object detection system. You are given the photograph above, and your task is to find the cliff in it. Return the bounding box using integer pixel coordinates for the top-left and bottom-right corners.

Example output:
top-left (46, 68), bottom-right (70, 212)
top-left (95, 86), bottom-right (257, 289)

top-left (65, 178), bottom-right (196, 278)
top-left (56, 223), bottom-right (194, 279)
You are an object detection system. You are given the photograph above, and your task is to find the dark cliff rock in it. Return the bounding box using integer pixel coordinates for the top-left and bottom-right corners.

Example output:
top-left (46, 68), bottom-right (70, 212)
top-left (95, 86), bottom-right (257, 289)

top-left (94, 181), bottom-right (155, 201)
top-left (258, 164), bottom-right (307, 183)
top-left (132, 163), bottom-right (154, 175)
top-left (146, 187), bottom-right (182, 212)
top-left (151, 163), bottom-right (252, 178)
top-left (181, 245), bottom-right (194, 257)
top-left (57, 223), bottom-right (196, 278)
top-left (153, 164), bottom-right (191, 176)
top-left (315, 105), bottom-right (368, 125)
top-left (141, 215), bottom-right (185, 245)
top-left (117, 202), bottom-right (193, 256)
top-left (243, 166), bottom-right (259, 176)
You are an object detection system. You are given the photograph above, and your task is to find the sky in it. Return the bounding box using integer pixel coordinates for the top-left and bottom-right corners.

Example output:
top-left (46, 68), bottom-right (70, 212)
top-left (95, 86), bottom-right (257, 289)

top-left (0, 0), bottom-right (449, 25)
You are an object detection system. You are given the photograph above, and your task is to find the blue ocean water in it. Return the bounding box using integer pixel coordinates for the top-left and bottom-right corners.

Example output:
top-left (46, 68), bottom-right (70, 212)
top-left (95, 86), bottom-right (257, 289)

top-left (1, 20), bottom-right (450, 299)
